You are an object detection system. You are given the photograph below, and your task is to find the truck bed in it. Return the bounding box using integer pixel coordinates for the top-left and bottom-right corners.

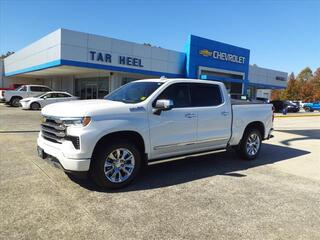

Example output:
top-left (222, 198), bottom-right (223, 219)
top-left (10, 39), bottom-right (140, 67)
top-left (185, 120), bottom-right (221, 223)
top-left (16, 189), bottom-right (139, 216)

top-left (228, 101), bottom-right (273, 146)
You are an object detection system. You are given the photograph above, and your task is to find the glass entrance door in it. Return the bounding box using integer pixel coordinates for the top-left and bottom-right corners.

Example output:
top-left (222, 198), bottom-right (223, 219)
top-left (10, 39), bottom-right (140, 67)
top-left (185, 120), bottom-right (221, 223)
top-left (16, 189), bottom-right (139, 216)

top-left (84, 84), bottom-right (98, 99)
top-left (75, 77), bottom-right (109, 99)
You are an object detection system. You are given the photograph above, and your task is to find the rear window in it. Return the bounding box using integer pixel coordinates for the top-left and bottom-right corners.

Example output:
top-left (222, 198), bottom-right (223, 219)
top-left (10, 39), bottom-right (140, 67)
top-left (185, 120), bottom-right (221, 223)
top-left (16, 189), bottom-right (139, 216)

top-left (190, 83), bottom-right (223, 107)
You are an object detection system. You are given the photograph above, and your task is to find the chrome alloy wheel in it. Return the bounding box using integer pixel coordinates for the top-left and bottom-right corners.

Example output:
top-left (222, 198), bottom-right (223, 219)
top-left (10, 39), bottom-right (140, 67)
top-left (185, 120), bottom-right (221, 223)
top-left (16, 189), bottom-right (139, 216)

top-left (104, 148), bottom-right (135, 183)
top-left (246, 133), bottom-right (261, 156)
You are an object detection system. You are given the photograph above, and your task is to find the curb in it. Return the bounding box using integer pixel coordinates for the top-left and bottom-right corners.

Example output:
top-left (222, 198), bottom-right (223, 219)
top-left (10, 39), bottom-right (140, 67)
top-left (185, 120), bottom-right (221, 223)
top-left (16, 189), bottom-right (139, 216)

top-left (275, 114), bottom-right (320, 118)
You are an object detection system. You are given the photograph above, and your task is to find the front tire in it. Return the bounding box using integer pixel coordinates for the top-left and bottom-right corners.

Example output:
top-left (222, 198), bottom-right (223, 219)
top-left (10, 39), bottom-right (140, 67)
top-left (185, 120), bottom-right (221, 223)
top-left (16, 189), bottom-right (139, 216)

top-left (10, 97), bottom-right (22, 107)
top-left (30, 102), bottom-right (41, 110)
top-left (91, 141), bottom-right (142, 189)
top-left (236, 129), bottom-right (262, 160)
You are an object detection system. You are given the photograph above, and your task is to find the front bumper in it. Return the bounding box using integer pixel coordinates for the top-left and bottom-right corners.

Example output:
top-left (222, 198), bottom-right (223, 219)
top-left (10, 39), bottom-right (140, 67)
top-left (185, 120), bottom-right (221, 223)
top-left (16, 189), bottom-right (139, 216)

top-left (266, 128), bottom-right (274, 140)
top-left (20, 101), bottom-right (30, 109)
top-left (37, 135), bottom-right (91, 171)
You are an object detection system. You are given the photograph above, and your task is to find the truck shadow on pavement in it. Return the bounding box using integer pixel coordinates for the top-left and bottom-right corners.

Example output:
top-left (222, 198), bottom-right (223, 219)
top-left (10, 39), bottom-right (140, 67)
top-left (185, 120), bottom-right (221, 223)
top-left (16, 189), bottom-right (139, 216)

top-left (69, 142), bottom-right (310, 192)
top-left (276, 129), bottom-right (320, 146)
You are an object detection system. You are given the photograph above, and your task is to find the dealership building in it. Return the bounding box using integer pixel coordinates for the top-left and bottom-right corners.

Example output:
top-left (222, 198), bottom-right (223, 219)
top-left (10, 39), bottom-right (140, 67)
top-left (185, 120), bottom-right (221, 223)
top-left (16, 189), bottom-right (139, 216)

top-left (1, 28), bottom-right (287, 99)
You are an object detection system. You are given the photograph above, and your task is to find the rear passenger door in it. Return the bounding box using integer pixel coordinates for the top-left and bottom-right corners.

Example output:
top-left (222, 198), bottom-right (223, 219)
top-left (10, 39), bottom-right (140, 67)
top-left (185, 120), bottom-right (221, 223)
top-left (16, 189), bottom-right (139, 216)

top-left (28, 86), bottom-right (42, 97)
top-left (190, 83), bottom-right (232, 151)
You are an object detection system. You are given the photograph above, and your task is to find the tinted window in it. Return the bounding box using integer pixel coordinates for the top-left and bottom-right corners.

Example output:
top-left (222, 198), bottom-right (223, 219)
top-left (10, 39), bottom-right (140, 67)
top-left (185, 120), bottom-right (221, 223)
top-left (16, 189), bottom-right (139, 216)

top-left (190, 83), bottom-right (223, 107)
top-left (30, 86), bottom-right (41, 92)
top-left (156, 83), bottom-right (191, 108)
top-left (42, 93), bottom-right (55, 98)
top-left (57, 93), bottom-right (71, 98)
top-left (31, 86), bottom-right (51, 92)
top-left (105, 82), bottom-right (163, 103)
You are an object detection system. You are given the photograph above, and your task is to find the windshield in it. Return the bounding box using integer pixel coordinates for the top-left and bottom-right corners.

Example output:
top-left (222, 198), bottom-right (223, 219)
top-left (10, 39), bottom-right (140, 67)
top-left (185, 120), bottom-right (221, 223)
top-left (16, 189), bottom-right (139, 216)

top-left (15, 86), bottom-right (26, 91)
top-left (105, 81), bottom-right (163, 103)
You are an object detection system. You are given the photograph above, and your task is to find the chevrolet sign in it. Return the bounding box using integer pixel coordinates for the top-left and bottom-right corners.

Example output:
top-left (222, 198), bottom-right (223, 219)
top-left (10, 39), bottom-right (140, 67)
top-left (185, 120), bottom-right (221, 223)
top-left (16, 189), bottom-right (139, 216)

top-left (199, 49), bottom-right (246, 64)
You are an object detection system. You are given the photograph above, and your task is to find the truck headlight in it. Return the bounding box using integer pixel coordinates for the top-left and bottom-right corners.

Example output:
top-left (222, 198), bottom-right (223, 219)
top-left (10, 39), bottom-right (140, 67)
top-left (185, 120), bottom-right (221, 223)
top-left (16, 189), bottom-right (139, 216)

top-left (62, 117), bottom-right (91, 127)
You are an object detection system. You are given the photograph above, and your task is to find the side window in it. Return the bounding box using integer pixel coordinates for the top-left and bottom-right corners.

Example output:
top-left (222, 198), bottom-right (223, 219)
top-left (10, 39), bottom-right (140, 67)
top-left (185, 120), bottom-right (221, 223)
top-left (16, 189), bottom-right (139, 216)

top-left (30, 86), bottom-right (42, 92)
top-left (41, 87), bottom-right (51, 92)
top-left (43, 93), bottom-right (53, 98)
top-left (190, 83), bottom-right (223, 107)
top-left (57, 93), bottom-right (70, 98)
top-left (155, 83), bottom-right (191, 108)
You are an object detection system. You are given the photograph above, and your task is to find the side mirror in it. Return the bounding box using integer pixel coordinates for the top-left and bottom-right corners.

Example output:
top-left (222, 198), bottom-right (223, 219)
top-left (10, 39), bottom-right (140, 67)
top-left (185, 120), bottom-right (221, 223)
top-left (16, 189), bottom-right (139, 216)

top-left (153, 99), bottom-right (173, 115)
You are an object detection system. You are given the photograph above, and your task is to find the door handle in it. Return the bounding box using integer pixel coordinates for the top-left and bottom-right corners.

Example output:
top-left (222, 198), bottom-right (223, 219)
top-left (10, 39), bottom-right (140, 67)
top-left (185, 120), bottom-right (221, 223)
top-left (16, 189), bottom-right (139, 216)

top-left (221, 111), bottom-right (229, 116)
top-left (185, 113), bottom-right (196, 118)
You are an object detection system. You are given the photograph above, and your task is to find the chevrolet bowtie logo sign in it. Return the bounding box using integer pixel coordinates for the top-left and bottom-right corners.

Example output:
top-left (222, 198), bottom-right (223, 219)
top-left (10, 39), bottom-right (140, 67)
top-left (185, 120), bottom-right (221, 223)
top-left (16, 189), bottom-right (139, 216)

top-left (199, 49), bottom-right (212, 57)
top-left (199, 49), bottom-right (246, 64)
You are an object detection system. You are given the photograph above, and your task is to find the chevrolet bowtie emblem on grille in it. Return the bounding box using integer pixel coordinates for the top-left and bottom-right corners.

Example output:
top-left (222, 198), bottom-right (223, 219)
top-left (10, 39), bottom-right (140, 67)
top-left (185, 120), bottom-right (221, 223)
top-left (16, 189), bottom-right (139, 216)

top-left (199, 49), bottom-right (212, 57)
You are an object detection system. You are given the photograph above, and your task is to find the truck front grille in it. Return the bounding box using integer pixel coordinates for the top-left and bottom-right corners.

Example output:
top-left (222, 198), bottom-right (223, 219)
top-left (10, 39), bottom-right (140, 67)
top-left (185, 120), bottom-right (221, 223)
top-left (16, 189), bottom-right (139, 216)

top-left (41, 117), bottom-right (80, 149)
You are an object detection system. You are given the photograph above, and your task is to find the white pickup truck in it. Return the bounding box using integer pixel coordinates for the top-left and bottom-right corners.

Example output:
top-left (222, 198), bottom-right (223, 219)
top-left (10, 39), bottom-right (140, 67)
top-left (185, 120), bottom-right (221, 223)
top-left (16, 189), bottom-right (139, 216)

top-left (3, 85), bottom-right (52, 107)
top-left (37, 78), bottom-right (274, 189)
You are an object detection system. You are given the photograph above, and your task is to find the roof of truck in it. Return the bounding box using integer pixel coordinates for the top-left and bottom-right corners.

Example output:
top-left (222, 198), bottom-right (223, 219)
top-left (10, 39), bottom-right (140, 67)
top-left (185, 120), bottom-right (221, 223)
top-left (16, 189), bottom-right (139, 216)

top-left (135, 78), bottom-right (223, 85)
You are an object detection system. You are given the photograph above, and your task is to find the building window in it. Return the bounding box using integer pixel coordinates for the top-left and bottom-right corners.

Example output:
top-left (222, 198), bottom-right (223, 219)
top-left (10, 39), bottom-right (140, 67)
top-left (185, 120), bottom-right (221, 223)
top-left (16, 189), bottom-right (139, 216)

top-left (201, 70), bottom-right (244, 80)
top-left (75, 77), bottom-right (109, 99)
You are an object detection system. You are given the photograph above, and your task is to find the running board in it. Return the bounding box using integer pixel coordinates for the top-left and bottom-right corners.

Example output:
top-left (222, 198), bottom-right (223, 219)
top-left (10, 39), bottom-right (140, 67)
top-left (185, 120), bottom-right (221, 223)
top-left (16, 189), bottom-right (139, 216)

top-left (148, 149), bottom-right (226, 166)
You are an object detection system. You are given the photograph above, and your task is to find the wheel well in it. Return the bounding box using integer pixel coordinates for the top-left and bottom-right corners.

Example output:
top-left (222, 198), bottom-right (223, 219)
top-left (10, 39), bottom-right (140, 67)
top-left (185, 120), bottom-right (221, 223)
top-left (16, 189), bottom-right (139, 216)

top-left (244, 121), bottom-right (265, 139)
top-left (10, 96), bottom-right (22, 102)
top-left (92, 131), bottom-right (146, 158)
top-left (31, 102), bottom-right (40, 106)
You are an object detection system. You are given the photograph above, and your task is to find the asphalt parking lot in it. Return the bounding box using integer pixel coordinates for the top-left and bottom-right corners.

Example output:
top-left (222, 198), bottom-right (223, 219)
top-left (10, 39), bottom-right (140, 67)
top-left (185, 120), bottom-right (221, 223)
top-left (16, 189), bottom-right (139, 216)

top-left (1, 104), bottom-right (320, 240)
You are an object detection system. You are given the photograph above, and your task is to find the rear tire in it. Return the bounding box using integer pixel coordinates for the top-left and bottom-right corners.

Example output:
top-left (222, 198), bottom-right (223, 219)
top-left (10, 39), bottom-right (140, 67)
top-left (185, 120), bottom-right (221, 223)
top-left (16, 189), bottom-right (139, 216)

top-left (10, 97), bottom-right (22, 107)
top-left (236, 128), bottom-right (262, 160)
top-left (91, 141), bottom-right (142, 189)
top-left (304, 107), bottom-right (311, 112)
top-left (30, 102), bottom-right (41, 110)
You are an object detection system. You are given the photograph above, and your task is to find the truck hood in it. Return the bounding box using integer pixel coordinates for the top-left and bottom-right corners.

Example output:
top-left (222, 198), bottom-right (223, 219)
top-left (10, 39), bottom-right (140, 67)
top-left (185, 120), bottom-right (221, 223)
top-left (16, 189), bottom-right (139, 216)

top-left (41, 99), bottom-right (127, 117)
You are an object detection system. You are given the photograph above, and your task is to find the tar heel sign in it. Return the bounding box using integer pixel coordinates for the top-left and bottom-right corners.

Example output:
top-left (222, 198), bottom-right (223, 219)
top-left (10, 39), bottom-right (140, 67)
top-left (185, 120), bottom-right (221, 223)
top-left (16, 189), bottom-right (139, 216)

top-left (89, 51), bottom-right (143, 67)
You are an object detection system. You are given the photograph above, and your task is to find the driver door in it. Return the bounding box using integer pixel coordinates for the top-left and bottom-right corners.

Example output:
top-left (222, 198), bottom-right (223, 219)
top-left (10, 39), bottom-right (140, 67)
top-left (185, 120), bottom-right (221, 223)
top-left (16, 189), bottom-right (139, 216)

top-left (148, 83), bottom-right (197, 159)
top-left (42, 93), bottom-right (58, 107)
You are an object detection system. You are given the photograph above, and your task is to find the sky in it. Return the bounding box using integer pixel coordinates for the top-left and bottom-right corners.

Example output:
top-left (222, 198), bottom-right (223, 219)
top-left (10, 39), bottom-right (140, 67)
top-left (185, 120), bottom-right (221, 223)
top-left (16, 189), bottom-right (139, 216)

top-left (0, 0), bottom-right (319, 75)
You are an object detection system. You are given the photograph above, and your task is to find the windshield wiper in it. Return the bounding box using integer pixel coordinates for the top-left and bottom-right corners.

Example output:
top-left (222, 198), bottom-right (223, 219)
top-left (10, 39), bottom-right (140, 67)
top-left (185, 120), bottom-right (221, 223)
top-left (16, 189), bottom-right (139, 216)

top-left (121, 99), bottom-right (138, 103)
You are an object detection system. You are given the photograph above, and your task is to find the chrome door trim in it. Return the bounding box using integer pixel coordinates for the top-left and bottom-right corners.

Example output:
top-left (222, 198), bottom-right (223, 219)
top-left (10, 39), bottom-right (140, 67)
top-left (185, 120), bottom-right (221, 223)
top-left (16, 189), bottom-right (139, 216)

top-left (153, 137), bottom-right (229, 150)
top-left (148, 149), bottom-right (227, 165)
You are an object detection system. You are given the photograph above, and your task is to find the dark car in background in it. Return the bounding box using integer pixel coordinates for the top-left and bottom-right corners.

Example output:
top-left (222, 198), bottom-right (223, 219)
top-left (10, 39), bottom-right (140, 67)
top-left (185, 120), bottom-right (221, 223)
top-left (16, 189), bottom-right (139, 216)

top-left (270, 100), bottom-right (300, 113)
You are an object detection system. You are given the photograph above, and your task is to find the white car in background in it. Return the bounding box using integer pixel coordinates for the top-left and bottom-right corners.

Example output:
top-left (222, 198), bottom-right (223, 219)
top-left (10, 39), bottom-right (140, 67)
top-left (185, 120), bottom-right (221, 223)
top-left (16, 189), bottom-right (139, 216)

top-left (3, 85), bottom-right (53, 106)
top-left (20, 91), bottom-right (79, 110)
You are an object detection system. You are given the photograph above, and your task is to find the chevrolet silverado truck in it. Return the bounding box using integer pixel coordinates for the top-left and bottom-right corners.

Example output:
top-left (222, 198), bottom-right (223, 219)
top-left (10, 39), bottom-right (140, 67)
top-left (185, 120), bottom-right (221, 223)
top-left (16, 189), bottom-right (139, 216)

top-left (3, 85), bottom-right (52, 107)
top-left (37, 78), bottom-right (274, 189)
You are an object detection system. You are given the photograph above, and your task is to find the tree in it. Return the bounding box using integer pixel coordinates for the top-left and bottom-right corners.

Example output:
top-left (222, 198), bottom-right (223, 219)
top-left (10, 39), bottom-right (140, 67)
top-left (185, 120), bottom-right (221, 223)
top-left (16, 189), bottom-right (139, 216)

top-left (295, 67), bottom-right (317, 101)
top-left (296, 67), bottom-right (313, 81)
top-left (271, 67), bottom-right (320, 102)
top-left (310, 68), bottom-right (320, 101)
top-left (284, 73), bottom-right (299, 100)
top-left (270, 89), bottom-right (283, 100)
